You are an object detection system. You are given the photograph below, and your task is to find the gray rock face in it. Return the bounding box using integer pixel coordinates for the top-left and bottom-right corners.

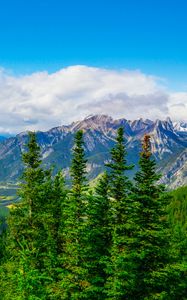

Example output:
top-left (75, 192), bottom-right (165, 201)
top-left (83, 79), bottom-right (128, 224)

top-left (0, 115), bottom-right (186, 188)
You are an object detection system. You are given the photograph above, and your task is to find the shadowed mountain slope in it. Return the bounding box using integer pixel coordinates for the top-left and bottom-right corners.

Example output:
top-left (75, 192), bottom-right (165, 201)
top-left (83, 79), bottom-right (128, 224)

top-left (0, 115), bottom-right (186, 188)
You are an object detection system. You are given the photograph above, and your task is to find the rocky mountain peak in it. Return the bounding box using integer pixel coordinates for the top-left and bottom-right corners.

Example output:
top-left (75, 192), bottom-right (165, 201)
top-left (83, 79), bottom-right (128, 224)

top-left (174, 121), bottom-right (187, 132)
top-left (69, 114), bottom-right (114, 132)
top-left (0, 115), bottom-right (186, 188)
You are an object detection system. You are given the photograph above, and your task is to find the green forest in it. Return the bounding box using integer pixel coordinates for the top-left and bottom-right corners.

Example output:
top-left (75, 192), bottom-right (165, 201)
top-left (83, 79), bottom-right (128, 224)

top-left (0, 129), bottom-right (186, 299)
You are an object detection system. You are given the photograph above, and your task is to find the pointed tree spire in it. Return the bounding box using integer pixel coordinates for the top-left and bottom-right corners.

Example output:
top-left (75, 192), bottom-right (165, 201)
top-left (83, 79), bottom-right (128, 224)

top-left (132, 133), bottom-right (173, 298)
top-left (60, 130), bottom-right (89, 298)
top-left (22, 131), bottom-right (42, 169)
top-left (4, 132), bottom-right (55, 298)
top-left (105, 127), bottom-right (136, 299)
top-left (70, 130), bottom-right (87, 197)
top-left (142, 134), bottom-right (151, 158)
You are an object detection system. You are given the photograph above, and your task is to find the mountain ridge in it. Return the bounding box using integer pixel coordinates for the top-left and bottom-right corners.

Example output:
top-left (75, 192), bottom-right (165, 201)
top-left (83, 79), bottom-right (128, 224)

top-left (0, 114), bottom-right (186, 189)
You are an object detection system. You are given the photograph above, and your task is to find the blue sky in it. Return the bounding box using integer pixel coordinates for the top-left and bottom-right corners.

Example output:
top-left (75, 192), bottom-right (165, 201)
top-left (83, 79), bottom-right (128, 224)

top-left (0, 0), bottom-right (187, 89)
top-left (0, 0), bottom-right (187, 133)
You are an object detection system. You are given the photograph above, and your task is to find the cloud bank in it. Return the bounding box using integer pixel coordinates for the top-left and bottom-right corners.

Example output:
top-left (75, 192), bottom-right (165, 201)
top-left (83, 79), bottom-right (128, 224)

top-left (0, 65), bottom-right (186, 134)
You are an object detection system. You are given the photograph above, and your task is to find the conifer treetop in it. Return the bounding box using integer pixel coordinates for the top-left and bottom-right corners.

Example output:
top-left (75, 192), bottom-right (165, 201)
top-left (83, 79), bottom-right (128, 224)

top-left (70, 130), bottom-right (87, 195)
top-left (141, 134), bottom-right (151, 159)
top-left (22, 131), bottom-right (41, 169)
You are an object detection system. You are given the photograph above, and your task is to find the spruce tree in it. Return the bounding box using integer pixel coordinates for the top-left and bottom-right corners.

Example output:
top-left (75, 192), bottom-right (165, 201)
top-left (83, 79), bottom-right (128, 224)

top-left (132, 134), bottom-right (175, 299)
top-left (46, 171), bottom-right (68, 299)
top-left (51, 171), bottom-right (67, 254)
top-left (86, 172), bottom-right (110, 299)
top-left (70, 130), bottom-right (87, 197)
top-left (60, 130), bottom-right (89, 299)
top-left (105, 127), bottom-right (136, 299)
top-left (5, 132), bottom-right (54, 299)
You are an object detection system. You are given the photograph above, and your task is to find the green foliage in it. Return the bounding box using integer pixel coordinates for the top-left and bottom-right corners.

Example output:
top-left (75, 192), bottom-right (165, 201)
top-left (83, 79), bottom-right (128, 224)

top-left (105, 127), bottom-right (137, 299)
top-left (106, 127), bottom-right (133, 203)
top-left (0, 130), bottom-right (186, 299)
top-left (169, 185), bottom-right (187, 262)
top-left (0, 132), bottom-right (67, 299)
top-left (70, 130), bottom-right (87, 196)
top-left (86, 172), bottom-right (110, 299)
top-left (166, 186), bottom-right (187, 298)
top-left (59, 130), bottom-right (89, 299)
top-left (132, 135), bottom-right (186, 299)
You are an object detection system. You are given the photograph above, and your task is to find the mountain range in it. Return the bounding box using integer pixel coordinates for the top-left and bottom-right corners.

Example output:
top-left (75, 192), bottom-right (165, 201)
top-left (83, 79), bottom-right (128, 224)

top-left (0, 115), bottom-right (187, 189)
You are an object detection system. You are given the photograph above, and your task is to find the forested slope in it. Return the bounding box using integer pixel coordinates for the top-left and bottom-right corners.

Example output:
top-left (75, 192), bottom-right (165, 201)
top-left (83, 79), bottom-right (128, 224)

top-left (0, 130), bottom-right (186, 299)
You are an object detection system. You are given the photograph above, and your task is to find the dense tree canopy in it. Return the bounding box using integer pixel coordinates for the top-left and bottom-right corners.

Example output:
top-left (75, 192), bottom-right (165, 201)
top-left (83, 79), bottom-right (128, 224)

top-left (0, 130), bottom-right (186, 299)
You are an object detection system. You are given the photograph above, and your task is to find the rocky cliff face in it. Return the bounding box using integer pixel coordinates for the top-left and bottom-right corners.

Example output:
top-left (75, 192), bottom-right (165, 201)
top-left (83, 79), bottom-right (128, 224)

top-left (0, 115), bottom-right (186, 188)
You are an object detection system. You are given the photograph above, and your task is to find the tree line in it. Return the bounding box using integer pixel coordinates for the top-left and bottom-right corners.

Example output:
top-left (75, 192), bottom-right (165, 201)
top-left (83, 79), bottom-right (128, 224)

top-left (0, 128), bottom-right (186, 299)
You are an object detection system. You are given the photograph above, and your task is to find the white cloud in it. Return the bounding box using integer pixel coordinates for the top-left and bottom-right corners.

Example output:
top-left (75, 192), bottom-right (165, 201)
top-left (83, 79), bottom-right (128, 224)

top-left (0, 65), bottom-right (186, 134)
top-left (168, 92), bottom-right (187, 121)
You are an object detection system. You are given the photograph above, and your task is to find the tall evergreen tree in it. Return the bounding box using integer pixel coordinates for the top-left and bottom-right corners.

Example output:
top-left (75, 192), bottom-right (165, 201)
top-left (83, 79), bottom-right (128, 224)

top-left (70, 130), bottom-right (87, 197)
top-left (46, 171), bottom-right (68, 299)
top-left (4, 132), bottom-right (55, 299)
top-left (105, 127), bottom-right (136, 299)
top-left (60, 130), bottom-right (89, 299)
top-left (86, 172), bottom-right (110, 299)
top-left (132, 134), bottom-right (181, 299)
top-left (51, 171), bottom-right (67, 255)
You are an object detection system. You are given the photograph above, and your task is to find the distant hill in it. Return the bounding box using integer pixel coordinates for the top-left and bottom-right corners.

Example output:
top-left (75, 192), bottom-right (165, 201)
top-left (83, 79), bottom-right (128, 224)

top-left (0, 115), bottom-right (186, 188)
